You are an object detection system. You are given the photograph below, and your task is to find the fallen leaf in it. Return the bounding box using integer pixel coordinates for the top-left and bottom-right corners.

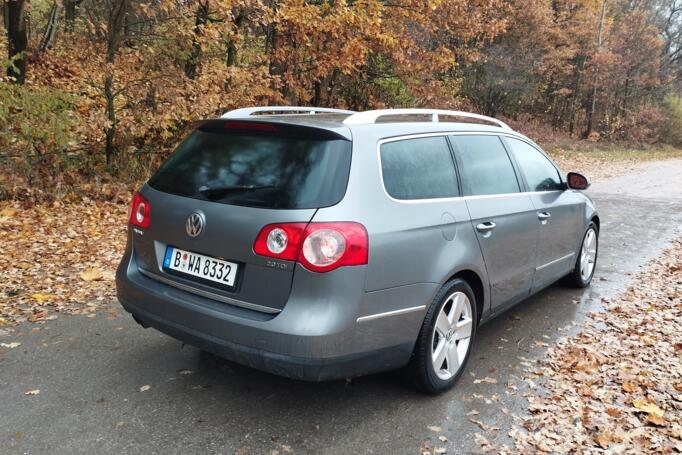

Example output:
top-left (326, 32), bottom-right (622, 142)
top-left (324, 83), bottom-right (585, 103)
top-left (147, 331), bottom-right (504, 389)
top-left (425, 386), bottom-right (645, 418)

top-left (139, 385), bottom-right (151, 392)
top-left (469, 418), bottom-right (488, 431)
top-left (80, 268), bottom-right (104, 282)
top-left (0, 207), bottom-right (17, 218)
top-left (28, 309), bottom-right (48, 322)
top-left (178, 369), bottom-right (195, 375)
top-left (428, 425), bottom-right (442, 432)
top-left (622, 380), bottom-right (639, 392)
top-left (633, 399), bottom-right (665, 418)
top-left (595, 430), bottom-right (615, 449)
top-left (473, 377), bottom-right (498, 384)
top-left (474, 433), bottom-right (493, 452)
top-left (646, 414), bottom-right (667, 426)
top-left (0, 342), bottom-right (21, 349)
top-left (32, 293), bottom-right (54, 304)
top-left (606, 407), bottom-right (622, 418)
top-left (24, 389), bottom-right (40, 395)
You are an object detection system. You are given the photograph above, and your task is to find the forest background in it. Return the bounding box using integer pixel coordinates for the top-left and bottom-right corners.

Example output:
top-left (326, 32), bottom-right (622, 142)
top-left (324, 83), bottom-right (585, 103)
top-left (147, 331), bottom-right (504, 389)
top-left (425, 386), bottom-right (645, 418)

top-left (3, 0), bottom-right (682, 201)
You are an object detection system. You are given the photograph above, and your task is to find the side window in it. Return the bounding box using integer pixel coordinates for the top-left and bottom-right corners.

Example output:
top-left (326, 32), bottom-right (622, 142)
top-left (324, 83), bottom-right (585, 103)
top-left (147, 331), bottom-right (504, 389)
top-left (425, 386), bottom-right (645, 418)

top-left (450, 135), bottom-right (520, 196)
top-left (380, 136), bottom-right (459, 200)
top-left (506, 138), bottom-right (563, 192)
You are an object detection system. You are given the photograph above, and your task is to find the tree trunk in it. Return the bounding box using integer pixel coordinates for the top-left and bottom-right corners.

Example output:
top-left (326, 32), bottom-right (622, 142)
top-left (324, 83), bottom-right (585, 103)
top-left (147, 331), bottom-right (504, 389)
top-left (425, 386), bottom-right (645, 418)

top-left (226, 41), bottom-right (238, 67)
top-left (39, 1), bottom-right (63, 52)
top-left (312, 80), bottom-right (321, 106)
top-left (585, 0), bottom-right (607, 138)
top-left (620, 75), bottom-right (631, 119)
top-left (266, 25), bottom-right (289, 101)
top-left (64, 0), bottom-right (79, 33)
top-left (103, 0), bottom-right (129, 167)
top-left (226, 14), bottom-right (243, 67)
top-left (327, 69), bottom-right (339, 106)
top-left (104, 74), bottom-right (116, 166)
top-left (4, 0), bottom-right (29, 84)
top-left (184, 1), bottom-right (209, 80)
top-left (568, 56), bottom-right (586, 135)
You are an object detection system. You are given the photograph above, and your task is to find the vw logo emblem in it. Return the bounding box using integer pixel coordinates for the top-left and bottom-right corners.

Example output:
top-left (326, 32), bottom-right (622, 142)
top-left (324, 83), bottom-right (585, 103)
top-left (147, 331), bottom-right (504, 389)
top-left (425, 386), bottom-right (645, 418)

top-left (186, 212), bottom-right (205, 238)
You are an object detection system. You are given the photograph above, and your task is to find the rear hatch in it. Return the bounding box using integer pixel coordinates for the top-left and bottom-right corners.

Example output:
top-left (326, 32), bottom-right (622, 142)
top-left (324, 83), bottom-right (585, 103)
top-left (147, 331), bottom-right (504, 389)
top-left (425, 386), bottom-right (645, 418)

top-left (132, 119), bottom-right (352, 313)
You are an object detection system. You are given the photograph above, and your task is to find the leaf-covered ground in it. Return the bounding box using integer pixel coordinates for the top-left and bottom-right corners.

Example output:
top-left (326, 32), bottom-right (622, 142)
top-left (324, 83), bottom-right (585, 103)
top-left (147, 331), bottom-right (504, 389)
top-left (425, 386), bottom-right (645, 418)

top-left (0, 200), bottom-right (128, 325)
top-left (505, 239), bottom-right (682, 453)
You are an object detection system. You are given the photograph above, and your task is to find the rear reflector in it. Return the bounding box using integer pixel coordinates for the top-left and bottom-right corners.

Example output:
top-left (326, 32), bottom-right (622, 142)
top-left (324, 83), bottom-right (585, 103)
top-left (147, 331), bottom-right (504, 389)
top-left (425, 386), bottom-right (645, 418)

top-left (254, 222), bottom-right (368, 272)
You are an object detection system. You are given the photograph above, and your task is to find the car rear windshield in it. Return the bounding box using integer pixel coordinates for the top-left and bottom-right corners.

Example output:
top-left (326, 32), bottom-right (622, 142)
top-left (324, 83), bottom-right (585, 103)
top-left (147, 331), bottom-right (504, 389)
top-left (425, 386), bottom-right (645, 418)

top-left (148, 127), bottom-right (352, 209)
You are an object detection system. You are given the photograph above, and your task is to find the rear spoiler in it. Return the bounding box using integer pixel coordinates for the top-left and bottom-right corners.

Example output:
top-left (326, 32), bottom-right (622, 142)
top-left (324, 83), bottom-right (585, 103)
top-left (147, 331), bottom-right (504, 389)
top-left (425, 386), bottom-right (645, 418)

top-left (193, 119), bottom-right (352, 141)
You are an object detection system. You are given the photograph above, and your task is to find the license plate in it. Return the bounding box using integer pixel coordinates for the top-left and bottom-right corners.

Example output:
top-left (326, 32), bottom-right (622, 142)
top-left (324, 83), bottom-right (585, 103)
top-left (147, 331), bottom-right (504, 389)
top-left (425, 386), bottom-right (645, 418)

top-left (163, 246), bottom-right (238, 288)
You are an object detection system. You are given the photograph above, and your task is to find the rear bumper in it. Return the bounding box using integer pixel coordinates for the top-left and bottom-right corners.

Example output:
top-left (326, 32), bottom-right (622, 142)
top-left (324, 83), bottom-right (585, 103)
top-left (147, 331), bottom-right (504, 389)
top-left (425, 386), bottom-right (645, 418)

top-left (120, 296), bottom-right (412, 381)
top-left (116, 249), bottom-right (435, 381)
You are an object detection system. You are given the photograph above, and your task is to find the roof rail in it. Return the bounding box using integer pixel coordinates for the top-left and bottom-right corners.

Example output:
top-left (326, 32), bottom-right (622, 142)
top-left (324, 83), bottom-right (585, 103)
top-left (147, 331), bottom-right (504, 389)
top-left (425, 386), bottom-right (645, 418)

top-left (222, 106), bottom-right (357, 118)
top-left (342, 109), bottom-right (511, 129)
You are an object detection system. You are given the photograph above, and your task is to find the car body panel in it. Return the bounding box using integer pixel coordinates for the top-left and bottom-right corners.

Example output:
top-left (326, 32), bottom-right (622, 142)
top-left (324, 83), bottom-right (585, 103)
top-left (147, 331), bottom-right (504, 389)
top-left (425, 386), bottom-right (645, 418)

top-left (465, 194), bottom-right (538, 310)
top-left (528, 190), bottom-right (585, 291)
top-left (133, 185), bottom-right (317, 312)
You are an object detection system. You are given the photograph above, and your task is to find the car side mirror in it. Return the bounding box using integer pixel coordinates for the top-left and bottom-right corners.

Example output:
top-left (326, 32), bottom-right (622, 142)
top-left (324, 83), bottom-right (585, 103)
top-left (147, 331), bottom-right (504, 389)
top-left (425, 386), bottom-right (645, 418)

top-left (567, 172), bottom-right (590, 190)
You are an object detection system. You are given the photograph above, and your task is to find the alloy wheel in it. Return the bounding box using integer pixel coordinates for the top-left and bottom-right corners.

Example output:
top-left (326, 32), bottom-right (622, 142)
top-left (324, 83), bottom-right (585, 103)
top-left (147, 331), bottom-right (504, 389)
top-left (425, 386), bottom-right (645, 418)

top-left (430, 291), bottom-right (473, 380)
top-left (580, 228), bottom-right (597, 281)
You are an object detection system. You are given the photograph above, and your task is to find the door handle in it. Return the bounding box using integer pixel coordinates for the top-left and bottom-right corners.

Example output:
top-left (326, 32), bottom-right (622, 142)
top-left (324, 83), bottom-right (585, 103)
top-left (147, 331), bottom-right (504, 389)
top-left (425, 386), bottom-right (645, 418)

top-left (476, 222), bottom-right (496, 233)
top-left (538, 211), bottom-right (551, 220)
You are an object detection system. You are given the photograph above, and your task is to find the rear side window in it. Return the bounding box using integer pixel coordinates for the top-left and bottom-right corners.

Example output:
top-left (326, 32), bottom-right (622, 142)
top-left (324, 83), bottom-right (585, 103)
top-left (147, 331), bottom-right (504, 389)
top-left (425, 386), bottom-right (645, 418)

top-left (148, 128), bottom-right (352, 209)
top-left (505, 138), bottom-right (563, 191)
top-left (380, 136), bottom-right (459, 200)
top-left (450, 135), bottom-right (520, 196)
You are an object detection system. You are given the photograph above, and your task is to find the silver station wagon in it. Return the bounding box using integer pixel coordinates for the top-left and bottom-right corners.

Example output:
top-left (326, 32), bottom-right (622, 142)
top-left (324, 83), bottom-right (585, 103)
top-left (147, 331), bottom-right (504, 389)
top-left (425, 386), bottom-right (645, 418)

top-left (116, 107), bottom-right (599, 393)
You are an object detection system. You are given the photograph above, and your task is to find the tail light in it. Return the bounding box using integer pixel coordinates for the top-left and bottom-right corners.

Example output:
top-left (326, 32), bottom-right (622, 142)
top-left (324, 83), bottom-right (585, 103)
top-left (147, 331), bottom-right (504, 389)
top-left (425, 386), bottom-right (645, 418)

top-left (128, 192), bottom-right (150, 228)
top-left (254, 223), bottom-right (307, 261)
top-left (254, 222), bottom-right (368, 272)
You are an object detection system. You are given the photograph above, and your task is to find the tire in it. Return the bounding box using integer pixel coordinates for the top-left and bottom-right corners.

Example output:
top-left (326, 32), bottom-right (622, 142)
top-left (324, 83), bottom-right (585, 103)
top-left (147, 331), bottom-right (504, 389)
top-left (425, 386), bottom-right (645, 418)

top-left (407, 278), bottom-right (478, 394)
top-left (566, 222), bottom-right (599, 288)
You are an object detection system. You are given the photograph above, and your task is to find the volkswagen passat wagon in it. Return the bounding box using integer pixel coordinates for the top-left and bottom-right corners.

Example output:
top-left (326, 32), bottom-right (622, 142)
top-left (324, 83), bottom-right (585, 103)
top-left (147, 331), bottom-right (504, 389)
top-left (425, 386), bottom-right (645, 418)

top-left (116, 107), bottom-right (599, 393)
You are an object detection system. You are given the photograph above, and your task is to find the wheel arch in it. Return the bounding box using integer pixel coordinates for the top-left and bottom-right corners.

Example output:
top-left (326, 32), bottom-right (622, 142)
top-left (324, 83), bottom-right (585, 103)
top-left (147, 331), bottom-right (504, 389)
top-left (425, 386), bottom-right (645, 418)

top-left (445, 269), bottom-right (486, 324)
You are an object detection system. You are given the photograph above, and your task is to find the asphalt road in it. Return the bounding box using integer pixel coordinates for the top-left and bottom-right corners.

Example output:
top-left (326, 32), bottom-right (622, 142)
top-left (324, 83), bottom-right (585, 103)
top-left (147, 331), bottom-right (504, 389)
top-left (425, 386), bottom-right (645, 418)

top-left (2, 160), bottom-right (682, 455)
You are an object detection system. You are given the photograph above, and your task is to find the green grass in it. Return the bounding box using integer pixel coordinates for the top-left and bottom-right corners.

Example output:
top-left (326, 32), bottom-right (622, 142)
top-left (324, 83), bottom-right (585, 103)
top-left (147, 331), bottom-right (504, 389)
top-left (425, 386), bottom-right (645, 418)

top-left (543, 141), bottom-right (682, 163)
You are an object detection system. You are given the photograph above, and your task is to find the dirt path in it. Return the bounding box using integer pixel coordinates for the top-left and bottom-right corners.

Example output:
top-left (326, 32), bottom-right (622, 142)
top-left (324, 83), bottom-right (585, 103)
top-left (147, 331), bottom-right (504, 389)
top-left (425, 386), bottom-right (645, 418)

top-left (589, 158), bottom-right (682, 199)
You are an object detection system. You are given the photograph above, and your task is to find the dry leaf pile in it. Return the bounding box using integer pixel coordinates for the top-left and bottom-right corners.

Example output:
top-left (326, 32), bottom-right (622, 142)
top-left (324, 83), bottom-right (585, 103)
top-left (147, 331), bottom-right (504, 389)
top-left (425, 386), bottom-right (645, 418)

top-left (511, 239), bottom-right (682, 452)
top-left (0, 201), bottom-right (128, 324)
top-left (550, 152), bottom-right (638, 181)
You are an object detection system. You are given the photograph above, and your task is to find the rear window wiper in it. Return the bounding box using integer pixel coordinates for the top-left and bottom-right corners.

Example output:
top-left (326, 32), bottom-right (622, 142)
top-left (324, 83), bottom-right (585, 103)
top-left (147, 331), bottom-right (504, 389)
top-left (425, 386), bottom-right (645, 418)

top-left (198, 185), bottom-right (275, 200)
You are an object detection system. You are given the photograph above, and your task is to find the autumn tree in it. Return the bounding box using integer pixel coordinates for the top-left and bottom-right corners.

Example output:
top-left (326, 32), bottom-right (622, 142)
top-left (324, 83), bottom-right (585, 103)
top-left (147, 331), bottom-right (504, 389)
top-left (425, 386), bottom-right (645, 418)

top-left (3, 0), bottom-right (682, 194)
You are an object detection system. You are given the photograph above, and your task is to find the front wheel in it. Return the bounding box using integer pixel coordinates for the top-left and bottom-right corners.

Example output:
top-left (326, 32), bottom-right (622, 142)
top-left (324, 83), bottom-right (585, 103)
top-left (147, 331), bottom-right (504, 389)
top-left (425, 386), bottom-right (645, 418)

top-left (407, 279), bottom-right (477, 394)
top-left (566, 222), bottom-right (599, 288)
